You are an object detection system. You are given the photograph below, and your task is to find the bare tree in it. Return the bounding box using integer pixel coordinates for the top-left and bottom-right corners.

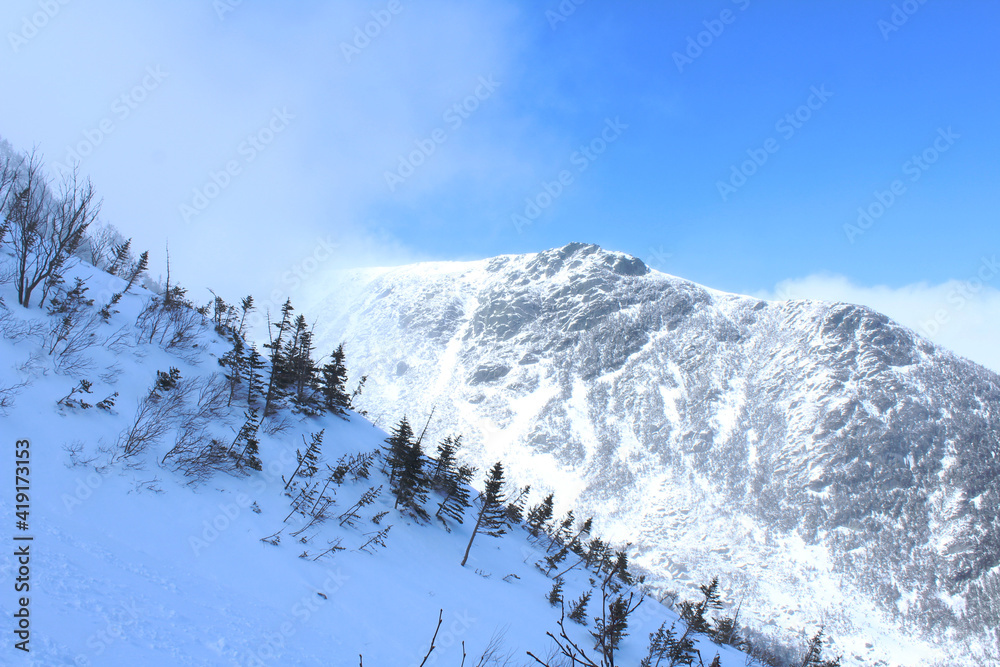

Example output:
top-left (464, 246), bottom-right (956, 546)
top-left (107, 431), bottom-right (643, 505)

top-left (6, 151), bottom-right (50, 298)
top-left (76, 221), bottom-right (125, 269)
top-left (0, 150), bottom-right (21, 247)
top-left (134, 295), bottom-right (206, 361)
top-left (7, 154), bottom-right (100, 308)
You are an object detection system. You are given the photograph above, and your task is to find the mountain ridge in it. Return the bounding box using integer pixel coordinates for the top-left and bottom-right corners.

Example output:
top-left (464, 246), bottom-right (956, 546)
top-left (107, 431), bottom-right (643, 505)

top-left (309, 242), bottom-right (1000, 666)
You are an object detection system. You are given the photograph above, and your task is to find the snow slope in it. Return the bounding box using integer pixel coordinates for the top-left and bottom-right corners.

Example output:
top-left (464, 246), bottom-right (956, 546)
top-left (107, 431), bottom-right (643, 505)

top-left (307, 243), bottom-right (1000, 667)
top-left (0, 256), bottom-right (756, 666)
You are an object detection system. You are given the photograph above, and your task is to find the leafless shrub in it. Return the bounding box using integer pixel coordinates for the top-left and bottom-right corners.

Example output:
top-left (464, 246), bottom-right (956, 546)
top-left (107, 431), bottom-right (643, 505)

top-left (45, 315), bottom-right (100, 375)
top-left (307, 537), bottom-right (344, 561)
top-left (260, 528), bottom-right (283, 546)
top-left (76, 221), bottom-right (125, 270)
top-left (101, 324), bottom-right (132, 354)
top-left (262, 414), bottom-right (293, 436)
top-left (0, 250), bottom-right (15, 289)
top-left (474, 628), bottom-right (517, 667)
top-left (129, 477), bottom-right (163, 495)
top-left (166, 434), bottom-right (233, 483)
top-left (99, 362), bottom-right (123, 385)
top-left (160, 374), bottom-right (237, 482)
top-left (0, 305), bottom-right (46, 343)
top-left (111, 375), bottom-right (195, 465)
top-left (63, 440), bottom-right (99, 468)
top-left (0, 377), bottom-right (30, 414)
top-left (134, 296), bottom-right (205, 361)
top-left (134, 297), bottom-right (169, 343)
top-left (193, 373), bottom-right (229, 420)
top-left (43, 277), bottom-right (117, 375)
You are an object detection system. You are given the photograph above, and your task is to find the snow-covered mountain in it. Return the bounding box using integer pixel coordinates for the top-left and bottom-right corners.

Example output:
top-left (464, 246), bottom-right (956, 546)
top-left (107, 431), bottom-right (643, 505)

top-left (310, 242), bottom-right (1000, 666)
top-left (0, 255), bottom-right (755, 666)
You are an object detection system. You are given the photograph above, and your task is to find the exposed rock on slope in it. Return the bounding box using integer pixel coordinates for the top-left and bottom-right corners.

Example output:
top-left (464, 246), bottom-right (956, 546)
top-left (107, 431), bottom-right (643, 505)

top-left (311, 243), bottom-right (1000, 666)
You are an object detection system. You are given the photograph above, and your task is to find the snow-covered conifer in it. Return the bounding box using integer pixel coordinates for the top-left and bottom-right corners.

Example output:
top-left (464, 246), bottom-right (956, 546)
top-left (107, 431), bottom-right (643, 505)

top-left (460, 461), bottom-right (510, 566)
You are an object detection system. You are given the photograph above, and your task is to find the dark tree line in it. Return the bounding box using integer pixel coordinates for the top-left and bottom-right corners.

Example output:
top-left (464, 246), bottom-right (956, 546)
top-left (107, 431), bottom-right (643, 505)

top-left (214, 296), bottom-right (355, 421)
top-left (379, 415), bottom-right (529, 567)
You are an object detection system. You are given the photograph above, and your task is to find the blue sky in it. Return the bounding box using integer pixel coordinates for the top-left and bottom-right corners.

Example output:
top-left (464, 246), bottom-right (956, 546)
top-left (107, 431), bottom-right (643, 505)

top-left (2, 0), bottom-right (998, 369)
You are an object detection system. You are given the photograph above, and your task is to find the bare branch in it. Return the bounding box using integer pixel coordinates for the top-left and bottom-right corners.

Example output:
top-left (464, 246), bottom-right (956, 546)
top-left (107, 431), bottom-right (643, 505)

top-left (417, 609), bottom-right (444, 667)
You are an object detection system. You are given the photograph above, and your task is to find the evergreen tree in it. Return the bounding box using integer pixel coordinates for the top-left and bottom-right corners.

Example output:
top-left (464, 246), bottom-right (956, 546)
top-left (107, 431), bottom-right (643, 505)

top-left (506, 484), bottom-right (531, 524)
top-left (319, 343), bottom-right (350, 415)
top-left (431, 435), bottom-right (461, 488)
top-left (98, 291), bottom-right (123, 321)
top-left (667, 627), bottom-right (697, 666)
top-left (567, 590), bottom-right (591, 625)
top-left (600, 549), bottom-right (618, 580)
top-left (393, 432), bottom-right (428, 516)
top-left (47, 276), bottom-right (93, 315)
top-left (614, 550), bottom-right (634, 585)
top-left (526, 492), bottom-right (555, 538)
top-left (678, 576), bottom-right (724, 637)
top-left (384, 416), bottom-right (415, 484)
top-left (282, 430), bottom-right (324, 490)
top-left (544, 545), bottom-right (569, 574)
top-left (460, 461), bottom-right (510, 566)
top-left (154, 367), bottom-right (182, 393)
top-left (641, 622), bottom-right (677, 667)
top-left (106, 238), bottom-right (132, 276)
top-left (262, 299), bottom-right (294, 416)
top-left (350, 374), bottom-right (367, 409)
top-left (435, 463), bottom-right (474, 528)
top-left (122, 249), bottom-right (148, 294)
top-left (548, 510), bottom-right (575, 552)
top-left (569, 517), bottom-right (593, 555)
top-left (237, 295), bottom-right (254, 338)
top-left (245, 344), bottom-right (265, 405)
top-left (801, 628), bottom-right (841, 667)
top-left (219, 336), bottom-right (246, 407)
top-left (298, 430), bottom-right (323, 478)
top-left (699, 577), bottom-right (724, 610)
top-left (381, 416), bottom-right (429, 516)
top-left (585, 536), bottom-right (607, 570)
top-left (209, 292), bottom-right (229, 333)
top-left (230, 408), bottom-right (262, 471)
top-left (592, 595), bottom-right (632, 657)
top-left (278, 314), bottom-right (321, 415)
top-left (712, 615), bottom-right (739, 646)
top-left (547, 577), bottom-right (564, 606)
top-left (432, 435), bottom-right (475, 528)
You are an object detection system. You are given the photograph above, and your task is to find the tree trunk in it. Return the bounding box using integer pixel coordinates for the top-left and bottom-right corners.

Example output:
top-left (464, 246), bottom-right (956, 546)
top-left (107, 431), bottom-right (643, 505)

top-left (460, 507), bottom-right (486, 567)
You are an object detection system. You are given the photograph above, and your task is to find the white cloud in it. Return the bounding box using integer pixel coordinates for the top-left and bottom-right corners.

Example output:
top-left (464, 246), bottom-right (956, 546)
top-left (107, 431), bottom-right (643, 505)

top-left (0, 0), bottom-right (537, 308)
top-left (757, 261), bottom-right (1000, 374)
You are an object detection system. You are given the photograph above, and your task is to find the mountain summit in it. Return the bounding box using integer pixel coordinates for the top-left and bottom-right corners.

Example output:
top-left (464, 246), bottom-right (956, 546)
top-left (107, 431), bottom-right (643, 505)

top-left (311, 243), bottom-right (1000, 665)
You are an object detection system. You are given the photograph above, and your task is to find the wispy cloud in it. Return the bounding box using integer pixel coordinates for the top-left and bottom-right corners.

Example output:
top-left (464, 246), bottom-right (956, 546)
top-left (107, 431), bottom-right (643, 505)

top-left (0, 0), bottom-right (546, 307)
